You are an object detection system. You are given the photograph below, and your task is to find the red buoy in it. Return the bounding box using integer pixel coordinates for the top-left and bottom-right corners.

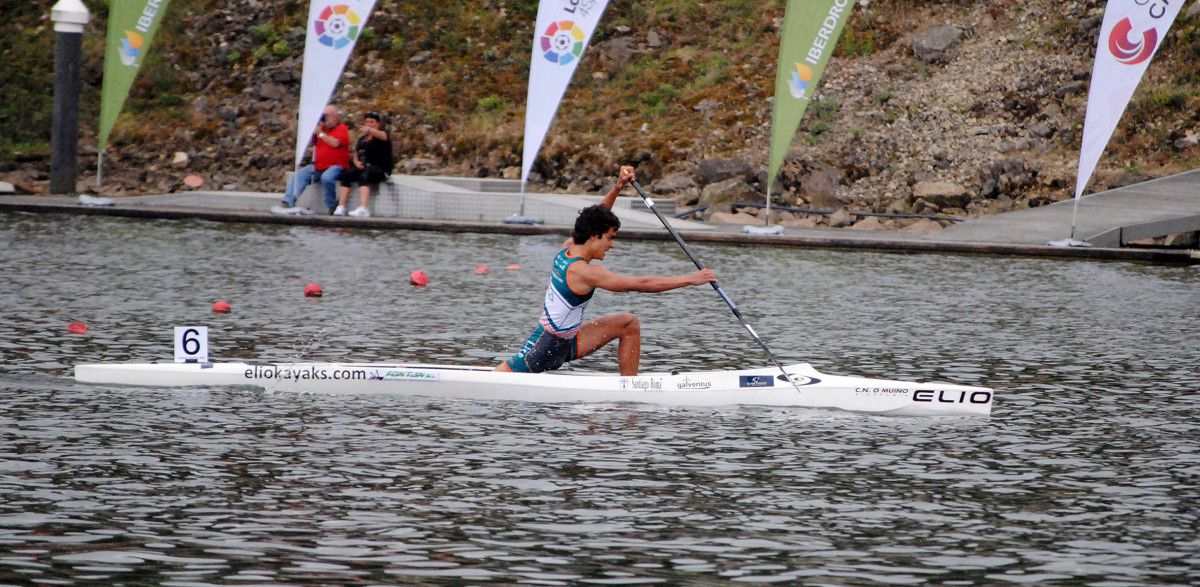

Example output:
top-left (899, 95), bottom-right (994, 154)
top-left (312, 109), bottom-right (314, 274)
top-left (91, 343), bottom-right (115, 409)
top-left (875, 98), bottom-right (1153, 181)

top-left (212, 300), bottom-right (232, 313)
top-left (67, 322), bottom-right (88, 335)
top-left (304, 283), bottom-right (324, 297)
top-left (506, 263), bottom-right (521, 270)
top-left (474, 265), bottom-right (490, 274)
top-left (409, 270), bottom-right (429, 287)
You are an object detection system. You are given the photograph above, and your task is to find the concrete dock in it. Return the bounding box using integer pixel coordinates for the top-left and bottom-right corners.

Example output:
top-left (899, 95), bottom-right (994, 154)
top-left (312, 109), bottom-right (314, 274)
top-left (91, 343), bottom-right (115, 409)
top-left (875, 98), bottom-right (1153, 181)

top-left (1, 173), bottom-right (1196, 264)
top-left (937, 169), bottom-right (1200, 247)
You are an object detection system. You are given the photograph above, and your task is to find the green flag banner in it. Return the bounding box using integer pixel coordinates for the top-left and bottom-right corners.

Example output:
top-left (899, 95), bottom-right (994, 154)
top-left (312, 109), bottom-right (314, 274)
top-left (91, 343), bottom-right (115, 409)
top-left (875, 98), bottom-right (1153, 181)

top-left (98, 0), bottom-right (170, 151)
top-left (767, 0), bottom-right (851, 190)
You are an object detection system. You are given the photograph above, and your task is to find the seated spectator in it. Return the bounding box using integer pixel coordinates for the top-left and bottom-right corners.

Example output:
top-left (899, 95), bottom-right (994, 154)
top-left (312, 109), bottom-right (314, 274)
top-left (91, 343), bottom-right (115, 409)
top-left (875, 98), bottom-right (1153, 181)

top-left (334, 111), bottom-right (394, 217)
top-left (274, 105), bottom-right (350, 215)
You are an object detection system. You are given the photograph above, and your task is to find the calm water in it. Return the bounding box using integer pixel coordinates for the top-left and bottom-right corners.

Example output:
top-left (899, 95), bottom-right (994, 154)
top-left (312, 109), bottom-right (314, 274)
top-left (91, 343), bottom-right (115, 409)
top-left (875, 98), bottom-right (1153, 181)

top-left (0, 211), bottom-right (1197, 585)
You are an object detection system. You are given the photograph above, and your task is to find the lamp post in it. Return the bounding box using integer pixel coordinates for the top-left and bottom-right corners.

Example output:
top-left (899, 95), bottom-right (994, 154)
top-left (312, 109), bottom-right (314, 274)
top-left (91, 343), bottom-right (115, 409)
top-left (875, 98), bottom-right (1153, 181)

top-left (50, 0), bottom-right (90, 195)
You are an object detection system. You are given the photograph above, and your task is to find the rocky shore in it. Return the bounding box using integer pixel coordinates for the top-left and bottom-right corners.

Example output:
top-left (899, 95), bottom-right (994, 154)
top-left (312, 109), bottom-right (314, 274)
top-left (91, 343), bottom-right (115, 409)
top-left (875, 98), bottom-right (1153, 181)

top-left (3, 0), bottom-right (1197, 230)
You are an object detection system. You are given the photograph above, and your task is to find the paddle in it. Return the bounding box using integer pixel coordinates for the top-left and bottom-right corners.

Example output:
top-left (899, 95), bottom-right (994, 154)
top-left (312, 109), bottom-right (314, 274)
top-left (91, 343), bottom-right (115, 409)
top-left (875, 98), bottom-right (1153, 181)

top-left (629, 180), bottom-right (802, 393)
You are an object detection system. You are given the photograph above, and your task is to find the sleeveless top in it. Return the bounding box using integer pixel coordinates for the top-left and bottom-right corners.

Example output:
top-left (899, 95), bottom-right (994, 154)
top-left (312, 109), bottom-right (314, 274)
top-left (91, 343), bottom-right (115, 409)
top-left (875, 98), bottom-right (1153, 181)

top-left (539, 248), bottom-right (593, 338)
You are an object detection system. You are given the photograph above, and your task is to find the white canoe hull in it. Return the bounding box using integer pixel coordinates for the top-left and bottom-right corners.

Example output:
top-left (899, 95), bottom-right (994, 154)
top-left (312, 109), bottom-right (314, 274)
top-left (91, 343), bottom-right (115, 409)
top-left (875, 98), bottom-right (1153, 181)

top-left (74, 361), bottom-right (993, 416)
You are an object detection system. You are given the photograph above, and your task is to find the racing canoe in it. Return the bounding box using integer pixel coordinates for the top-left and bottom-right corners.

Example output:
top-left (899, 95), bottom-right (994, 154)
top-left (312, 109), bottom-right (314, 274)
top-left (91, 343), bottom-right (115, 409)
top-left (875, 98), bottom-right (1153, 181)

top-left (74, 361), bottom-right (994, 416)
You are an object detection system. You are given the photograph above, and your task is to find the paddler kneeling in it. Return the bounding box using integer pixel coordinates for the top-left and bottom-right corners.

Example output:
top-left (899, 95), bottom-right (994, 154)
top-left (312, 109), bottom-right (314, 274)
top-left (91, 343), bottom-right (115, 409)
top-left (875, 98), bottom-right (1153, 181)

top-left (496, 165), bottom-right (716, 376)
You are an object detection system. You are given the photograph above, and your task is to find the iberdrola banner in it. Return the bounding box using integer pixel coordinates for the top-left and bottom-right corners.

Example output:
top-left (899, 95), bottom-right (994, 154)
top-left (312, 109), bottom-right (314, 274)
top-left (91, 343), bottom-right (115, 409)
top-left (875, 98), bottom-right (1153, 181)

top-left (294, 0), bottom-right (377, 167)
top-left (98, 0), bottom-right (172, 152)
top-left (521, 0), bottom-right (612, 186)
top-left (1075, 0), bottom-right (1183, 199)
top-left (767, 0), bottom-right (852, 193)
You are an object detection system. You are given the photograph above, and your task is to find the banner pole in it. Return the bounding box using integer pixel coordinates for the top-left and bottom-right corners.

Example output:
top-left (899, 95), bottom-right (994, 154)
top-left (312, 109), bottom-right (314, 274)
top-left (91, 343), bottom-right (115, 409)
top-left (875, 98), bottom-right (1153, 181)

top-left (764, 179), bottom-right (772, 226)
top-left (1068, 196), bottom-right (1080, 240)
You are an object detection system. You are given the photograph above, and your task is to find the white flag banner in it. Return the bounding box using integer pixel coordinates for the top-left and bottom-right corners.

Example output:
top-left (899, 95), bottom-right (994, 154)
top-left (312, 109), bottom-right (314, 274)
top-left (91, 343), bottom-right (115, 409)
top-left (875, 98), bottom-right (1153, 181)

top-left (1075, 0), bottom-right (1183, 199)
top-left (521, 0), bottom-right (612, 186)
top-left (294, 0), bottom-right (378, 167)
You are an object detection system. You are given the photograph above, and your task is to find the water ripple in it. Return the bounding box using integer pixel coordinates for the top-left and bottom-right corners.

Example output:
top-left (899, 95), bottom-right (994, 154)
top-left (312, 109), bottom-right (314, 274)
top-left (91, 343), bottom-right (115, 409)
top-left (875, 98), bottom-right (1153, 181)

top-left (0, 212), bottom-right (1197, 583)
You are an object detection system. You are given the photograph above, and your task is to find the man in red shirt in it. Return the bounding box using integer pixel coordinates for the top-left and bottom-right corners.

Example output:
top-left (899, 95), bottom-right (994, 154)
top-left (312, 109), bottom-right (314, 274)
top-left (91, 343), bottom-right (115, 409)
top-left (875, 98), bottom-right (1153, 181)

top-left (274, 105), bottom-right (351, 215)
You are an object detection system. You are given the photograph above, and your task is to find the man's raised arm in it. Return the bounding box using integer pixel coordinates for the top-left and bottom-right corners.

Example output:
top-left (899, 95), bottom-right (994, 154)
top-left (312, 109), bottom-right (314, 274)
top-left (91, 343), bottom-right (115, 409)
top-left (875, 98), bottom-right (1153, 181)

top-left (599, 165), bottom-right (636, 210)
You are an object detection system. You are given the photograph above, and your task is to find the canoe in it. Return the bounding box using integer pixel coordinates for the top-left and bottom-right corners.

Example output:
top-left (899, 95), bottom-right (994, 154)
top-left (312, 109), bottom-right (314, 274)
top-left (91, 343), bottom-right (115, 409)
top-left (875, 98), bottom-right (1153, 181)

top-left (74, 361), bottom-right (994, 416)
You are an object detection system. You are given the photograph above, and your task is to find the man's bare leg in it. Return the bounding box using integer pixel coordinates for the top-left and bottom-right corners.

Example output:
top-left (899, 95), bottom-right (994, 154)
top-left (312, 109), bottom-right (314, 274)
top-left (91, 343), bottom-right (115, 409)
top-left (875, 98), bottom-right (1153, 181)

top-left (576, 312), bottom-right (641, 376)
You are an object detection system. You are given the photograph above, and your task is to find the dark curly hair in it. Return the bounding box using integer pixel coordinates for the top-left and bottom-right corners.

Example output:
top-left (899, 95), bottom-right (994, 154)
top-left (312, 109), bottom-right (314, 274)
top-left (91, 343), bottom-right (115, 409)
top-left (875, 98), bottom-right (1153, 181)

top-left (572, 205), bottom-right (621, 244)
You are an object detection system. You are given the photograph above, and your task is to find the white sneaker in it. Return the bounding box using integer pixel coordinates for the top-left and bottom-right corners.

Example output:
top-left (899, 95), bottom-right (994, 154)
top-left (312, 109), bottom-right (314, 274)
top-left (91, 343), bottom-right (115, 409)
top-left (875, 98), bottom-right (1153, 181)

top-left (271, 204), bottom-right (310, 216)
top-left (349, 207), bottom-right (370, 217)
top-left (333, 205), bottom-right (347, 216)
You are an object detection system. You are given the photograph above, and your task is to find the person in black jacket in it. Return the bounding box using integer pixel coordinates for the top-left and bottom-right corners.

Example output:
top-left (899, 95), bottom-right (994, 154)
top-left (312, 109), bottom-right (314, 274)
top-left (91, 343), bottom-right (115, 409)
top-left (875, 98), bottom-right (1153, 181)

top-left (334, 112), bottom-right (394, 217)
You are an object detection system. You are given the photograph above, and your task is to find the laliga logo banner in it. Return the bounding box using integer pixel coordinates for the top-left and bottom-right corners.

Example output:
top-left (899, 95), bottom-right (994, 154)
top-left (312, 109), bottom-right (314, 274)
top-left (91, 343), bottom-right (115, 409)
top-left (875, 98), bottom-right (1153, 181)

top-left (1074, 0), bottom-right (1182, 200)
top-left (521, 0), bottom-right (612, 186)
top-left (294, 0), bottom-right (378, 167)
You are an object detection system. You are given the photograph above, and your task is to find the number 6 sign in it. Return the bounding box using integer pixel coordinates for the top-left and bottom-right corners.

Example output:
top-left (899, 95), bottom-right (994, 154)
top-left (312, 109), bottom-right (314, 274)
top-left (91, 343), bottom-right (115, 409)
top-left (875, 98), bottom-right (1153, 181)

top-left (174, 326), bottom-right (209, 363)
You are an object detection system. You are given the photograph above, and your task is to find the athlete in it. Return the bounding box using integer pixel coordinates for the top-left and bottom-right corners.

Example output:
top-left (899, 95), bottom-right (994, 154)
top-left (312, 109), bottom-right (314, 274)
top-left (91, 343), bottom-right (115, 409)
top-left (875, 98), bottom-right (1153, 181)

top-left (497, 165), bottom-right (717, 376)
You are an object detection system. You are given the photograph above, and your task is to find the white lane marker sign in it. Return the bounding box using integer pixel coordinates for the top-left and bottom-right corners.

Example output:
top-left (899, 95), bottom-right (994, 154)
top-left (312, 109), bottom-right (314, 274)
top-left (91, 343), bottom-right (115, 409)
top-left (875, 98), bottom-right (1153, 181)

top-left (174, 326), bottom-right (209, 363)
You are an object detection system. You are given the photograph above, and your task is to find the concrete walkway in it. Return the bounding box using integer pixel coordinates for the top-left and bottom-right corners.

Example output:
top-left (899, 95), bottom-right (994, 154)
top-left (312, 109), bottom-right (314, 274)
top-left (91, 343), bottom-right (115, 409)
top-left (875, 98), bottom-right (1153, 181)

top-left (258, 172), bottom-right (710, 230)
top-left (1, 173), bottom-right (1197, 265)
top-left (937, 169), bottom-right (1200, 246)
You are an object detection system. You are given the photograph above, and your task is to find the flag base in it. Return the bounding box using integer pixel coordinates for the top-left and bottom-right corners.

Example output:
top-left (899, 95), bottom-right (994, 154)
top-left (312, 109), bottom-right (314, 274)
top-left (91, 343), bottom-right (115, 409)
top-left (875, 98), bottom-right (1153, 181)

top-left (743, 224), bottom-right (785, 235)
top-left (78, 194), bottom-right (115, 206)
top-left (1046, 238), bottom-right (1092, 248)
top-left (503, 215), bottom-right (544, 225)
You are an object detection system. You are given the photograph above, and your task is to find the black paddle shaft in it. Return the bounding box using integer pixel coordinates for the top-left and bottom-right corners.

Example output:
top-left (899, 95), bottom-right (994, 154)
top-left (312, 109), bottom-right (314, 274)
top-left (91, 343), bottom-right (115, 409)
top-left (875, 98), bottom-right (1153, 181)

top-left (630, 181), bottom-right (799, 387)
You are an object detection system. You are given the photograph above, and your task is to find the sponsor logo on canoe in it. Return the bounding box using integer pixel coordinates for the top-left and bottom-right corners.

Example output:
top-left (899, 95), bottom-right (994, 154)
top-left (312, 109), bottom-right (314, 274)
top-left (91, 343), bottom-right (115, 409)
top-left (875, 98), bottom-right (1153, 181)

top-left (676, 377), bottom-right (712, 390)
top-left (912, 389), bottom-right (992, 405)
top-left (383, 369), bottom-right (440, 382)
top-left (778, 374), bottom-right (821, 386)
top-left (739, 375), bottom-right (775, 388)
top-left (855, 387), bottom-right (909, 395)
top-left (242, 365), bottom-right (369, 382)
top-left (620, 377), bottom-right (663, 391)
